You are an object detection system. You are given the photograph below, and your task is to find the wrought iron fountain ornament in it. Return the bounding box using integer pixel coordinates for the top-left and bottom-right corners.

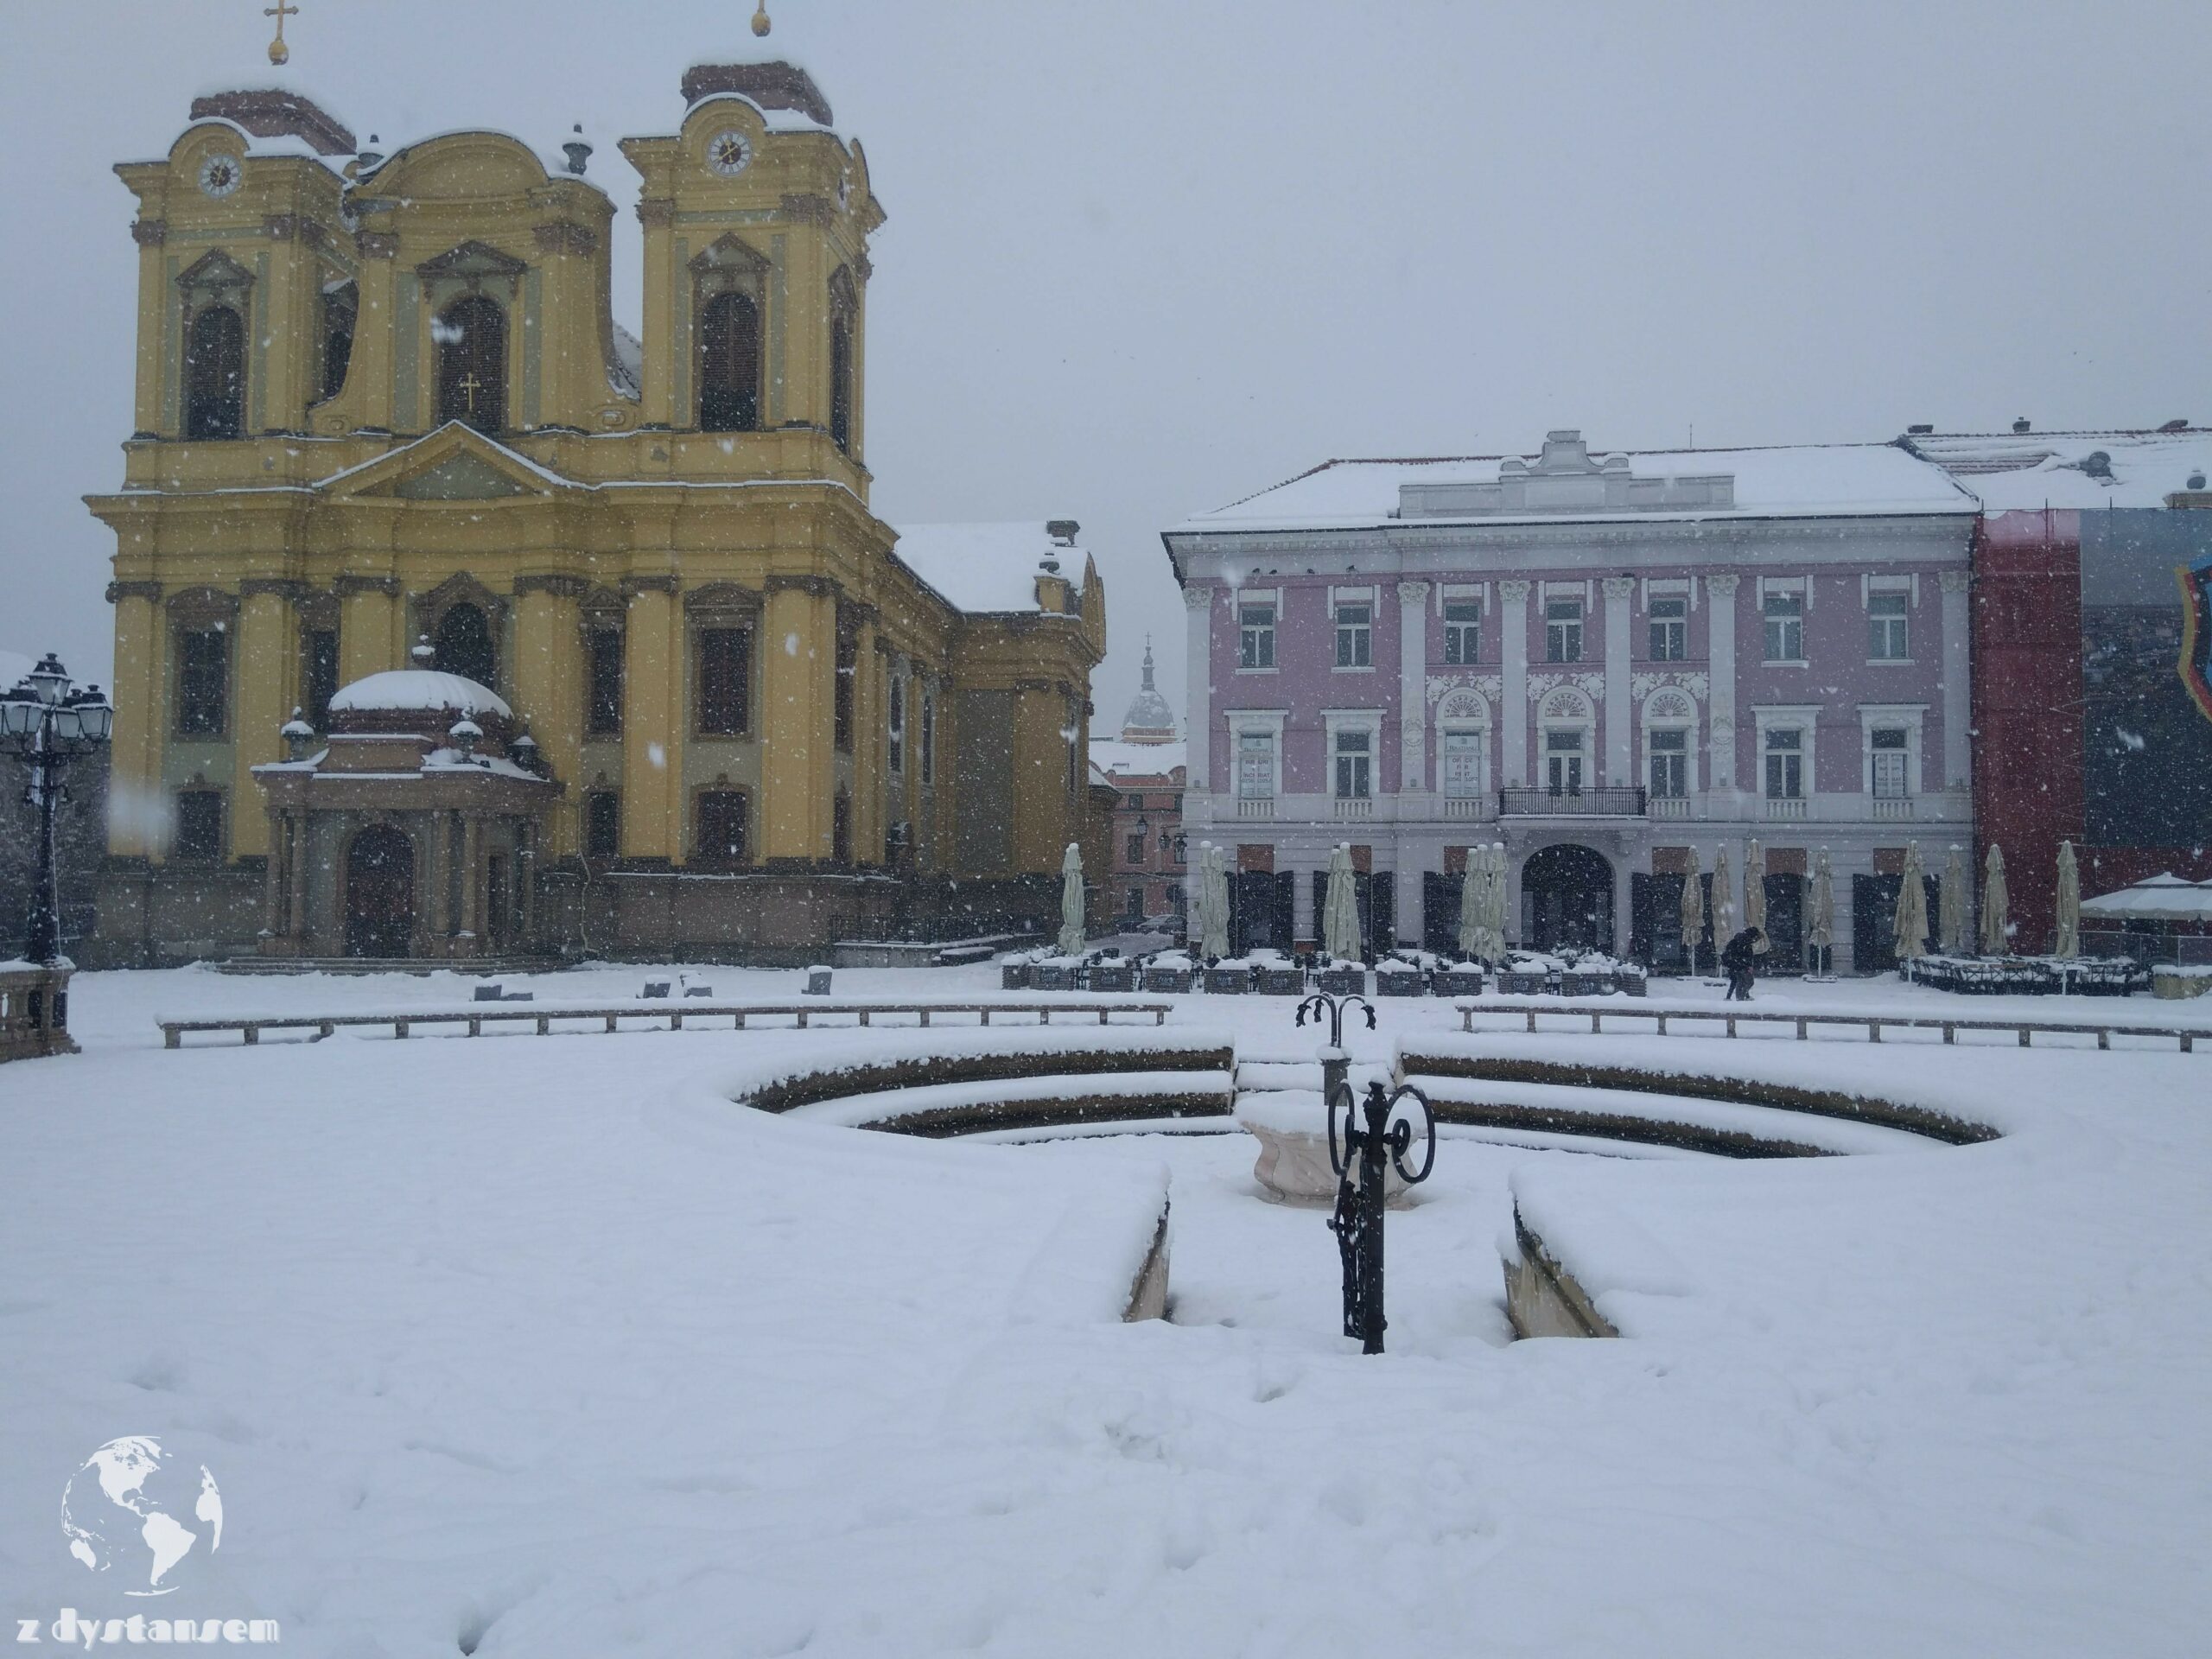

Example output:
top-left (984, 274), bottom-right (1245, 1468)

top-left (1327, 1079), bottom-right (1437, 1354)
top-left (1294, 989), bottom-right (1375, 1046)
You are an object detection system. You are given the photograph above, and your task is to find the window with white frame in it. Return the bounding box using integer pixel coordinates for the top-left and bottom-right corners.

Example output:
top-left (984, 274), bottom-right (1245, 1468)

top-left (1545, 598), bottom-right (1583, 664)
top-left (1544, 727), bottom-right (1587, 794)
top-left (1648, 727), bottom-right (1688, 798)
top-left (1238, 603), bottom-right (1275, 670)
top-left (1870, 727), bottom-right (1910, 798)
top-left (1764, 589), bottom-right (1804, 662)
top-left (1236, 730), bottom-right (1275, 799)
top-left (1648, 594), bottom-right (1688, 661)
top-left (1443, 598), bottom-right (1482, 664)
top-left (1440, 728), bottom-right (1486, 798)
top-left (1334, 601), bottom-right (1372, 668)
top-left (1332, 728), bottom-right (1373, 798)
top-left (1764, 726), bottom-right (1805, 798)
top-left (1868, 591), bottom-right (1910, 661)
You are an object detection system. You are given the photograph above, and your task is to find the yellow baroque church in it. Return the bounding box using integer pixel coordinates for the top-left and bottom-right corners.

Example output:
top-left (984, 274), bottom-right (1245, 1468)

top-left (84, 66), bottom-right (1104, 967)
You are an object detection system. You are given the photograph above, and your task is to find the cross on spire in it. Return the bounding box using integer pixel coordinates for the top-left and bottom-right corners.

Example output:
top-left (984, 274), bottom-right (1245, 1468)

top-left (264, 0), bottom-right (297, 66)
top-left (458, 372), bottom-right (483, 414)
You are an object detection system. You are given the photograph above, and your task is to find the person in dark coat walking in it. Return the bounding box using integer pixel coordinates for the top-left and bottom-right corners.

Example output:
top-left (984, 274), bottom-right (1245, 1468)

top-left (1719, 925), bottom-right (1764, 1001)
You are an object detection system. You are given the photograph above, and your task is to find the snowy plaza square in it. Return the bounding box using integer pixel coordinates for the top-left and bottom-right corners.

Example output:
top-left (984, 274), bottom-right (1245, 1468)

top-left (4, 964), bottom-right (2211, 1655)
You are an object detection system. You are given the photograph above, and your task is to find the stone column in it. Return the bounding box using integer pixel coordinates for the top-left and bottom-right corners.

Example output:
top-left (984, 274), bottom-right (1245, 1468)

top-left (512, 575), bottom-right (587, 856)
top-left (261, 810), bottom-right (286, 940)
top-left (1499, 582), bottom-right (1531, 786)
top-left (286, 809), bottom-right (308, 941)
top-left (852, 612), bottom-right (884, 863)
top-left (620, 576), bottom-right (683, 861)
top-left (1396, 581), bottom-right (1429, 796)
top-left (1939, 568), bottom-right (1972, 791)
top-left (338, 576), bottom-right (404, 687)
top-left (1182, 586), bottom-right (1213, 822)
top-left (1706, 574), bottom-right (1739, 792)
top-left (1602, 576), bottom-right (1634, 786)
top-left (231, 581), bottom-right (303, 860)
top-left (105, 582), bottom-right (166, 857)
top-left (459, 816), bottom-right (483, 946)
top-left (760, 576), bottom-right (837, 862)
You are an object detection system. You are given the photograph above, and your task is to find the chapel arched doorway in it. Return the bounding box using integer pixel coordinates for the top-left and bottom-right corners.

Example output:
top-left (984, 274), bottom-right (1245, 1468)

top-left (1521, 842), bottom-right (1614, 953)
top-left (345, 825), bottom-right (416, 959)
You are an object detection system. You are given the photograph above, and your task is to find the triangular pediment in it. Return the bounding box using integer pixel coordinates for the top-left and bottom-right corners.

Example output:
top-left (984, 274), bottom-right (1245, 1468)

top-left (319, 423), bottom-right (578, 503)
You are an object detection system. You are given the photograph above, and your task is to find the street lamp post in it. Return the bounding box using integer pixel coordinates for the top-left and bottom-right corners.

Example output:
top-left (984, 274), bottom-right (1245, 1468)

top-left (1, 654), bottom-right (114, 964)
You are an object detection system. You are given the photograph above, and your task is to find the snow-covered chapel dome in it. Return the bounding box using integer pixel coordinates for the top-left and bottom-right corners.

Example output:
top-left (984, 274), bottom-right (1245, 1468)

top-left (327, 670), bottom-right (512, 721)
top-left (1118, 640), bottom-right (1176, 744)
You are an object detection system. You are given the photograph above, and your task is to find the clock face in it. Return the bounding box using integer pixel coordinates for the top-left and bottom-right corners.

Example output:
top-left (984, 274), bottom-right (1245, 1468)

top-left (198, 152), bottom-right (245, 199)
top-left (706, 130), bottom-right (753, 178)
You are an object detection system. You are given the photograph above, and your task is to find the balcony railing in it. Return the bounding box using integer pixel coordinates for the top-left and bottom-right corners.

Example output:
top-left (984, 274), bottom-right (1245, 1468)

top-left (1762, 796), bottom-right (1808, 821)
top-left (1871, 796), bottom-right (1915, 820)
top-left (1497, 785), bottom-right (1647, 817)
top-left (1234, 796), bottom-right (1275, 820)
top-left (1648, 794), bottom-right (1692, 820)
top-left (1440, 794), bottom-right (1495, 820)
top-left (1332, 796), bottom-right (1375, 820)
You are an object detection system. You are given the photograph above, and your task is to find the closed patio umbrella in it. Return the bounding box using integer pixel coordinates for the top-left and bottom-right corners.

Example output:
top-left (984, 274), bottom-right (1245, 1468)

top-left (1679, 847), bottom-right (1705, 971)
top-left (1981, 843), bottom-right (2011, 957)
top-left (1895, 841), bottom-right (1929, 974)
top-left (1184, 842), bottom-right (1210, 953)
top-left (2054, 840), bottom-right (2082, 958)
top-left (1483, 843), bottom-right (1509, 961)
top-left (1058, 842), bottom-right (1086, 957)
top-left (1713, 847), bottom-right (1737, 943)
top-left (1941, 845), bottom-right (1968, 956)
top-left (1745, 839), bottom-right (1770, 954)
top-left (1457, 849), bottom-right (1483, 957)
top-left (1323, 843), bottom-right (1362, 962)
top-left (1808, 848), bottom-right (1834, 975)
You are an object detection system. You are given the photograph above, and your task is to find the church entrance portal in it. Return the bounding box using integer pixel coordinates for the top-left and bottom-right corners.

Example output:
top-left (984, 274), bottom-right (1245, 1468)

top-left (1520, 843), bottom-right (1614, 953)
top-left (345, 826), bottom-right (416, 958)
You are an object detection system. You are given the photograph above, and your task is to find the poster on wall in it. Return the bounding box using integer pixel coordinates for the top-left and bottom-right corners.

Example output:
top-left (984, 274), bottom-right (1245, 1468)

top-left (2080, 514), bottom-right (2212, 848)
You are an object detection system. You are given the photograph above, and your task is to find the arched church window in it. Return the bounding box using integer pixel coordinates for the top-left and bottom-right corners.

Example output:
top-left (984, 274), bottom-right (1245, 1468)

top-left (435, 602), bottom-right (496, 690)
top-left (697, 291), bottom-right (761, 432)
top-left (435, 296), bottom-right (506, 434)
top-left (185, 305), bottom-right (245, 440)
top-left (321, 283), bottom-right (357, 403)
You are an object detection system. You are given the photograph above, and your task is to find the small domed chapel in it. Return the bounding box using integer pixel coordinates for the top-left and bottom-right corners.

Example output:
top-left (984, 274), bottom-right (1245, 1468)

top-left (87, 63), bottom-right (1104, 965)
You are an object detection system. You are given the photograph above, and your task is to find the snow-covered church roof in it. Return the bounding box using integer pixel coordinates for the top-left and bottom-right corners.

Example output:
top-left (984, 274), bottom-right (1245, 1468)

top-left (892, 522), bottom-right (1088, 616)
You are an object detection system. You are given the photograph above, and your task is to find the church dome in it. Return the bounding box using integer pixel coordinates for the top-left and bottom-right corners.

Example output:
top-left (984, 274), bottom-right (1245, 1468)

top-left (1118, 640), bottom-right (1177, 744)
top-left (328, 670), bottom-right (511, 720)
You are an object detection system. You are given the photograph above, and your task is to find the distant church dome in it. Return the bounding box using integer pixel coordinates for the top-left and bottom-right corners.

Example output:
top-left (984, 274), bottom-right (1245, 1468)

top-left (1119, 639), bottom-right (1177, 744)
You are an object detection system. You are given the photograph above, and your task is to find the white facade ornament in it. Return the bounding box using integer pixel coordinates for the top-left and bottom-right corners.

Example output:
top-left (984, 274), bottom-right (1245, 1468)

top-left (1182, 585), bottom-right (1214, 609)
top-left (1937, 568), bottom-right (1971, 593)
top-left (1437, 689), bottom-right (1491, 723)
top-left (1526, 672), bottom-right (1562, 701)
top-left (1572, 672), bottom-right (1607, 702)
top-left (1643, 688), bottom-right (1695, 721)
top-left (1498, 579), bottom-right (1532, 602)
top-left (1427, 672), bottom-right (1503, 706)
top-left (1706, 572), bottom-right (1740, 599)
top-left (1539, 685), bottom-right (1595, 721)
top-left (1600, 575), bottom-right (1637, 600)
top-left (1630, 670), bottom-right (1710, 702)
top-left (1396, 580), bottom-right (1431, 605)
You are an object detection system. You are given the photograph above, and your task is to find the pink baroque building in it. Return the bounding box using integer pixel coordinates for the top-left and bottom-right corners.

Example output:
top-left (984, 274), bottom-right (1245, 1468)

top-left (1162, 430), bottom-right (1980, 970)
top-left (1090, 641), bottom-right (1187, 931)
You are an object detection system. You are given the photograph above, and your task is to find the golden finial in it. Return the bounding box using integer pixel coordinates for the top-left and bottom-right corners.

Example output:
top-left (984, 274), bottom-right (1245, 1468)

top-left (265, 0), bottom-right (297, 65)
top-left (751, 2), bottom-right (772, 37)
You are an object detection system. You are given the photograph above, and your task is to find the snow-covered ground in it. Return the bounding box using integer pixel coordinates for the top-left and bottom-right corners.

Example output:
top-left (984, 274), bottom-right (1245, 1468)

top-left (3, 964), bottom-right (2208, 1656)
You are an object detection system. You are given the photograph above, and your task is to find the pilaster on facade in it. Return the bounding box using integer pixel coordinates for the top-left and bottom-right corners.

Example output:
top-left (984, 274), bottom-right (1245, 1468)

top-left (1601, 575), bottom-right (1634, 786)
top-left (1499, 580), bottom-right (1531, 786)
top-left (1396, 580), bottom-right (1429, 795)
top-left (1182, 584), bottom-right (1214, 799)
top-left (1705, 573), bottom-right (1739, 790)
top-left (1937, 568), bottom-right (1972, 790)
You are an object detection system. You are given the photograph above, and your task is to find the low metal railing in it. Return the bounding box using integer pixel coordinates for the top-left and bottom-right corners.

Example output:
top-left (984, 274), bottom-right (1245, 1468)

top-left (1497, 785), bottom-right (1647, 817)
top-left (1452, 999), bottom-right (2205, 1052)
top-left (161, 1000), bottom-right (1174, 1049)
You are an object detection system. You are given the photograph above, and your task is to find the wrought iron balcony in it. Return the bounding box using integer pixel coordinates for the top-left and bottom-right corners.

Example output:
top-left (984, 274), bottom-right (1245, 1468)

top-left (1497, 785), bottom-right (1647, 817)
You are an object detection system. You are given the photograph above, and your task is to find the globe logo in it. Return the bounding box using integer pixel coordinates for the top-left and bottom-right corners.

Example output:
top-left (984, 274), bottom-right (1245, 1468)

top-left (60, 1438), bottom-right (224, 1597)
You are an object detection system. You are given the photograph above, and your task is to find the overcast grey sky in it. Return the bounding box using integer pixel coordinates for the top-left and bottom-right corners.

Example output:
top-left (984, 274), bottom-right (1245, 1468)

top-left (2, 0), bottom-right (2207, 730)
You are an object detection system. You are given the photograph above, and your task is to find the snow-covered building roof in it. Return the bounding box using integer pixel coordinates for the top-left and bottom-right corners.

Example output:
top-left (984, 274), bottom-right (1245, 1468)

top-left (1170, 432), bottom-right (1979, 536)
top-left (891, 522), bottom-right (1088, 616)
top-left (1091, 740), bottom-right (1186, 783)
top-left (1901, 428), bottom-right (2212, 512)
top-left (327, 671), bottom-right (511, 720)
